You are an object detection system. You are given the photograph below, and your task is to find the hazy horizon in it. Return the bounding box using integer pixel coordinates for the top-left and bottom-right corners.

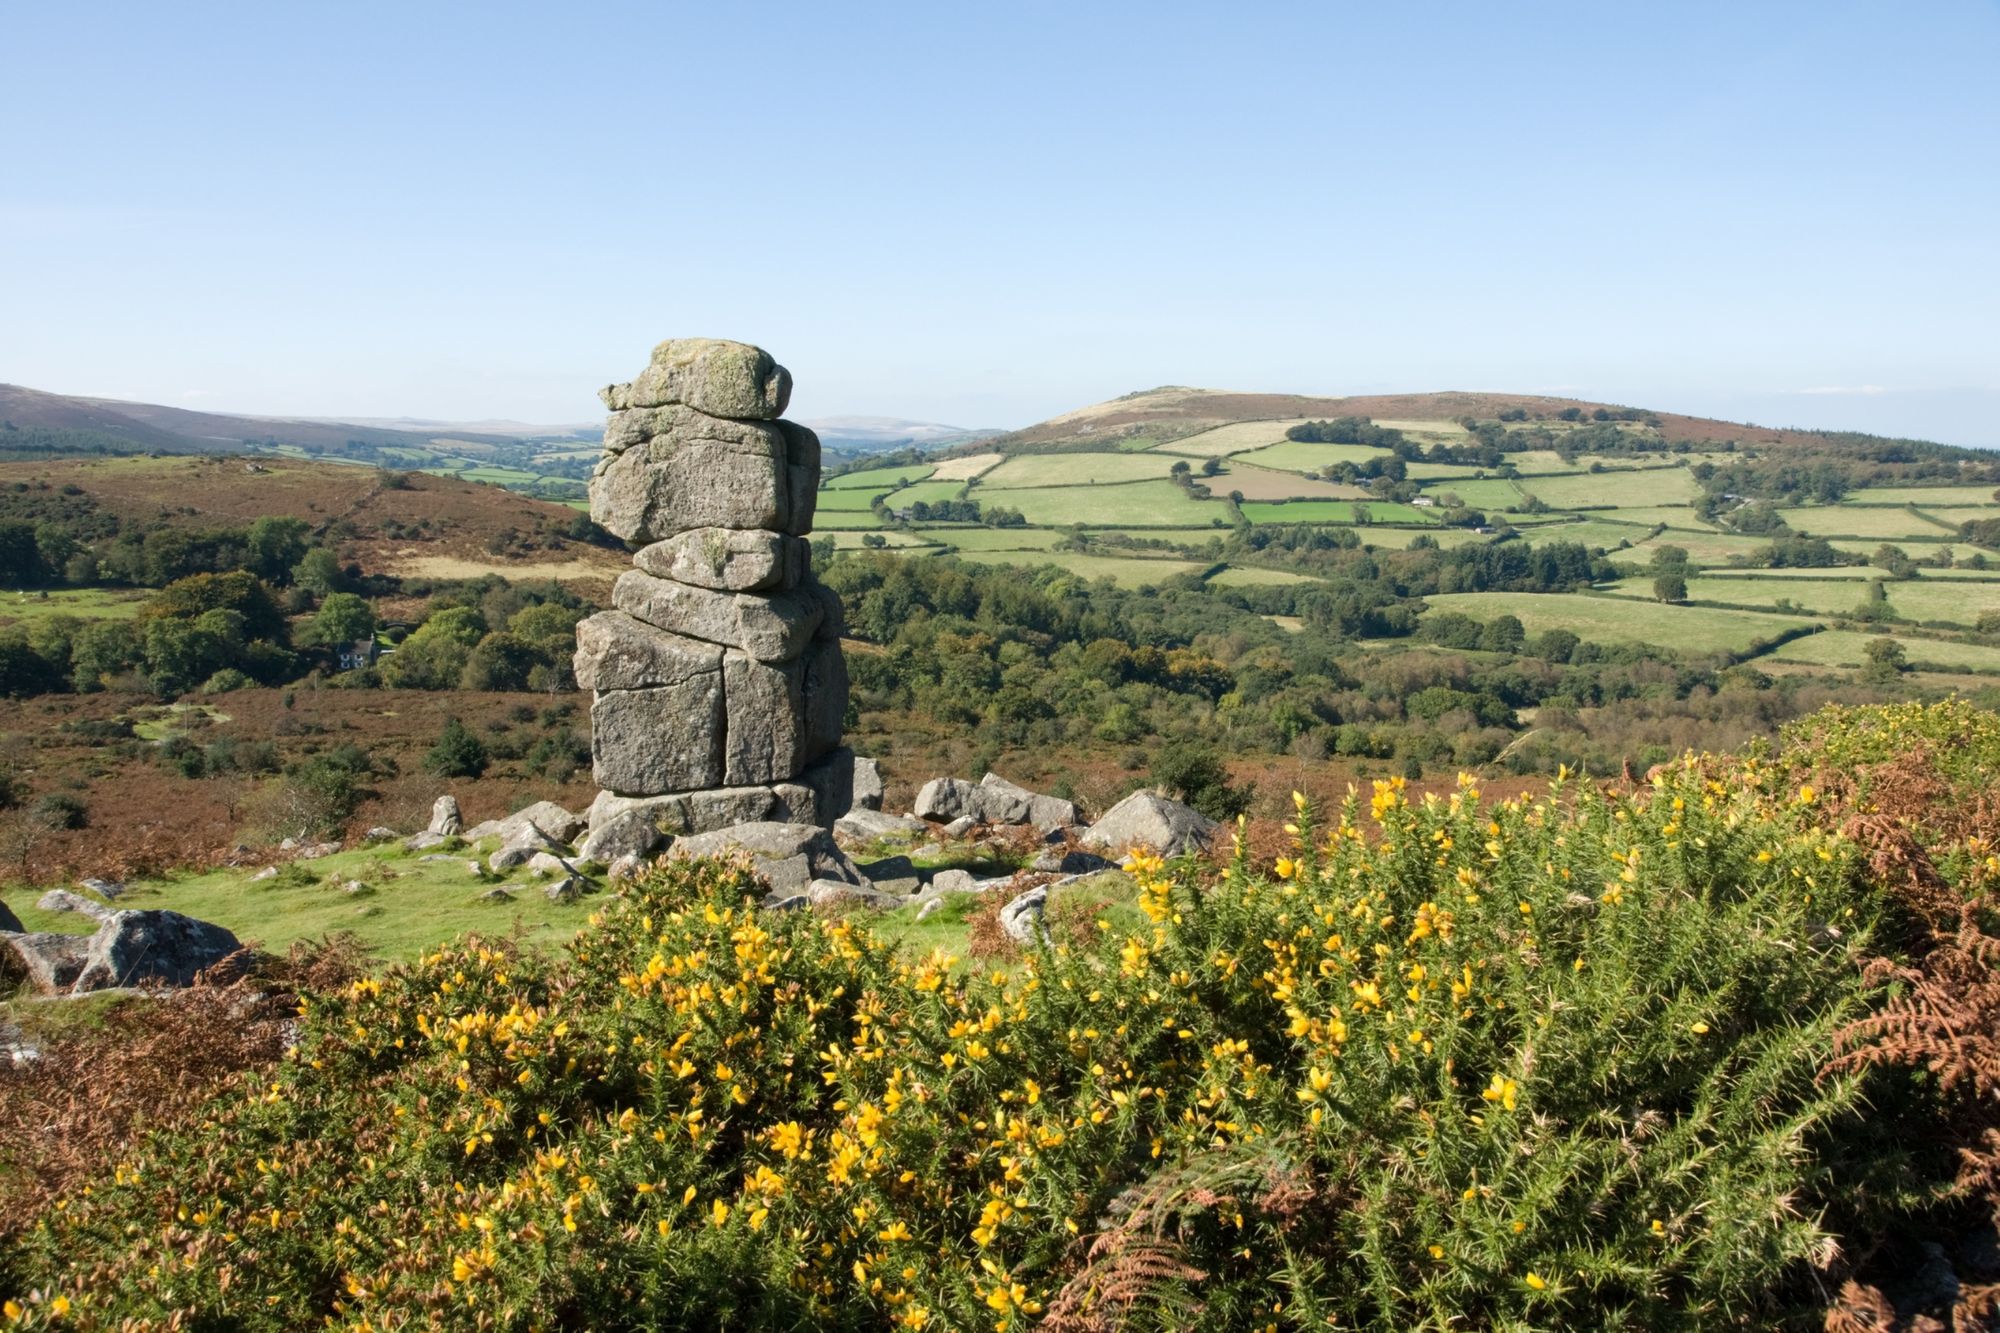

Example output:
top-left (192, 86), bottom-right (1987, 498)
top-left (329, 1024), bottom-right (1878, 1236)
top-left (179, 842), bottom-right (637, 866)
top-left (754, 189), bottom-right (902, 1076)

top-left (5, 2), bottom-right (1996, 446)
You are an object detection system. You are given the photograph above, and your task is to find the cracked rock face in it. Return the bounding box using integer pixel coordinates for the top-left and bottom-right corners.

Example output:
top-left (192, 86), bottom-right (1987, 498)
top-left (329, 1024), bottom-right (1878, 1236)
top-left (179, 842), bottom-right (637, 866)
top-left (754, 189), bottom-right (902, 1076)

top-left (574, 339), bottom-right (854, 835)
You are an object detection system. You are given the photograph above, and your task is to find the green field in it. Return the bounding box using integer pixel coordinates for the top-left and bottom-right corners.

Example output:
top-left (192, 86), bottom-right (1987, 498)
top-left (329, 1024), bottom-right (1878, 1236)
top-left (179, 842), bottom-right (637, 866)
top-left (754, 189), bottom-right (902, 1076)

top-left (0, 586), bottom-right (150, 623)
top-left (914, 526), bottom-right (1065, 550)
top-left (969, 479), bottom-right (1224, 527)
top-left (1511, 519), bottom-right (1653, 551)
top-left (814, 486), bottom-right (892, 511)
top-left (978, 452), bottom-right (1185, 488)
top-left (1602, 575), bottom-right (1865, 616)
top-left (807, 508), bottom-right (888, 530)
top-left (1206, 565), bottom-right (1322, 587)
top-left (1841, 485), bottom-right (1999, 507)
top-left (0, 841), bottom-right (592, 963)
top-left (1785, 506), bottom-right (1956, 540)
top-left (1150, 420), bottom-right (1311, 457)
top-left (881, 479), bottom-right (969, 508)
top-left (1610, 506), bottom-right (1718, 529)
top-left (1241, 500), bottom-right (1438, 525)
top-left (1420, 478), bottom-right (1523, 508)
top-left (825, 463), bottom-right (936, 490)
top-left (1229, 441), bottom-right (1390, 473)
top-left (1767, 630), bottom-right (2000, 674)
top-left (1881, 578), bottom-right (2000, 625)
top-left (1421, 591), bottom-right (1814, 654)
top-left (1399, 461), bottom-right (1485, 481)
top-left (1625, 529), bottom-right (1778, 566)
top-left (948, 550), bottom-right (1209, 585)
top-left (1357, 526), bottom-right (1495, 550)
top-left (1517, 468), bottom-right (1700, 508)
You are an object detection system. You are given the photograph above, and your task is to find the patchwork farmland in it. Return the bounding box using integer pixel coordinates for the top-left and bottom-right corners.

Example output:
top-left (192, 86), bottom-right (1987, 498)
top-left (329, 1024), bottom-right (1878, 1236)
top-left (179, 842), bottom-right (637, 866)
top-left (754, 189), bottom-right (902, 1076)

top-left (811, 391), bottom-right (2000, 681)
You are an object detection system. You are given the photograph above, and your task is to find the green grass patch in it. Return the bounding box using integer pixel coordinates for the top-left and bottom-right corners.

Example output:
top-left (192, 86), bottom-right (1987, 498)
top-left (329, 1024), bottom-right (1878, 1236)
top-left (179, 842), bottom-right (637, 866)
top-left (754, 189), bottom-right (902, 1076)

top-left (0, 841), bottom-right (594, 964)
top-left (1517, 468), bottom-right (1700, 508)
top-left (977, 452), bottom-right (1187, 489)
top-left (824, 463), bottom-right (937, 490)
top-left (1240, 500), bottom-right (1438, 525)
top-left (1228, 441), bottom-right (1390, 473)
top-left (0, 586), bottom-right (149, 624)
top-left (1420, 478), bottom-right (1523, 508)
top-left (1785, 506), bottom-right (1959, 540)
top-left (812, 487), bottom-right (891, 511)
top-left (1422, 590), bottom-right (1815, 654)
top-left (1767, 630), bottom-right (2000, 673)
top-left (1840, 485), bottom-right (2000, 507)
top-left (971, 479), bottom-right (1223, 527)
top-left (1602, 575), bottom-right (1863, 616)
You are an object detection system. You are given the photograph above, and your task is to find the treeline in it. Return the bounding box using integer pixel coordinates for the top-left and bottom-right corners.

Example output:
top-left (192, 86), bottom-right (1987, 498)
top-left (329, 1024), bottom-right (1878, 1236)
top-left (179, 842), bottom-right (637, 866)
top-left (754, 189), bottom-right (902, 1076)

top-left (820, 536), bottom-right (1816, 781)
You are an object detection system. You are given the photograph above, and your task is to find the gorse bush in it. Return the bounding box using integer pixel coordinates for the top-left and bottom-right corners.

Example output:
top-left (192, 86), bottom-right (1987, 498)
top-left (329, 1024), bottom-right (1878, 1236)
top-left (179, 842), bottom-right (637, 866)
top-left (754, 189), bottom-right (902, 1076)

top-left (5, 753), bottom-right (1891, 1329)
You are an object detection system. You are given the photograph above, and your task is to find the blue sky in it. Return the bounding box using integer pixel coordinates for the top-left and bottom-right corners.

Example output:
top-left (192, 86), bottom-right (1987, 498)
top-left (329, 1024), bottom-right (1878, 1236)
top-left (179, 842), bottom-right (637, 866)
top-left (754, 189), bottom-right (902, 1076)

top-left (3, 1), bottom-right (1996, 443)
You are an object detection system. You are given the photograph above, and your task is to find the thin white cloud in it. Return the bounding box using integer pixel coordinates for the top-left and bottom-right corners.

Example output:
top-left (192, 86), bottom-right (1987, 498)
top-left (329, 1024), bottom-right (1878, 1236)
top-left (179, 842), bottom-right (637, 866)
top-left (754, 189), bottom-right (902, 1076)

top-left (1793, 384), bottom-right (1890, 396)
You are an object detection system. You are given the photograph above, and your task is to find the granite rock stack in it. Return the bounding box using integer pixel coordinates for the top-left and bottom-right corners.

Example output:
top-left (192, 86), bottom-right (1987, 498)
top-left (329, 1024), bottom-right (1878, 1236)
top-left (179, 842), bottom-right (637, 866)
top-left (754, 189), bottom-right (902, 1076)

top-left (574, 339), bottom-right (857, 836)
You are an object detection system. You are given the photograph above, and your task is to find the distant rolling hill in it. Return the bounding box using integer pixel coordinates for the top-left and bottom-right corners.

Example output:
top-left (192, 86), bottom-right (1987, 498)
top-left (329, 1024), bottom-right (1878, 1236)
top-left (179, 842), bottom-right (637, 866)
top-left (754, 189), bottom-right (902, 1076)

top-left (978, 385), bottom-right (1945, 455)
top-left (800, 415), bottom-right (1000, 456)
top-left (0, 383), bottom-right (547, 455)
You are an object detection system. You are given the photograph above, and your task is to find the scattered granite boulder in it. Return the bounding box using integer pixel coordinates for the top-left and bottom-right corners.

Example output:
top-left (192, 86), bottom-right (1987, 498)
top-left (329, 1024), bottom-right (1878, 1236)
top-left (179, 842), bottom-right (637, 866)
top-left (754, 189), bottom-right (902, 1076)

top-left (941, 816), bottom-right (978, 839)
top-left (67, 911), bottom-right (244, 993)
top-left (362, 827), bottom-right (399, 843)
top-left (489, 823), bottom-right (571, 872)
top-left (0, 899), bottom-right (21, 933)
top-left (298, 841), bottom-right (341, 860)
top-left (429, 795), bottom-right (463, 836)
top-left (545, 876), bottom-right (584, 904)
top-left (404, 830), bottom-right (451, 852)
top-left (79, 877), bottom-right (127, 900)
top-left (37, 889), bottom-right (111, 923)
top-left (2, 932), bottom-right (92, 992)
top-left (1080, 791), bottom-right (1218, 859)
top-left (834, 808), bottom-right (926, 842)
top-left (927, 868), bottom-right (979, 896)
top-left (477, 888), bottom-right (517, 903)
top-left (914, 777), bottom-right (978, 822)
top-left (804, 878), bottom-right (904, 910)
top-left (670, 821), bottom-right (863, 895)
top-left (915, 897), bottom-right (947, 922)
top-left (525, 851), bottom-right (574, 878)
top-left (976, 773), bottom-right (1079, 827)
top-left (248, 866), bottom-right (279, 882)
top-left (999, 887), bottom-right (1049, 947)
top-left (500, 801), bottom-right (587, 846)
top-left (607, 853), bottom-right (646, 881)
top-left (577, 808), bottom-right (668, 865)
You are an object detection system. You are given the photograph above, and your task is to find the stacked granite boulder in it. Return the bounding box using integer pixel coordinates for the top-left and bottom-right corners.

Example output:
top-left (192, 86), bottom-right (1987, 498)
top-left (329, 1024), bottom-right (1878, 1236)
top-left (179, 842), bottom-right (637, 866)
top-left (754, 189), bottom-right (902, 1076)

top-left (575, 339), bottom-right (862, 837)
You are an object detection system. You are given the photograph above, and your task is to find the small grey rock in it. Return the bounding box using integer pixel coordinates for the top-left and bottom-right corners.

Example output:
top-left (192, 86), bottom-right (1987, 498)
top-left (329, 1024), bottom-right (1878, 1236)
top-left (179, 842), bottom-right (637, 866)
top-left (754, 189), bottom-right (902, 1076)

top-left (362, 826), bottom-right (399, 843)
top-left (37, 889), bottom-right (111, 923)
top-left (670, 821), bottom-right (864, 895)
top-left (428, 794), bottom-right (463, 836)
top-left (477, 888), bottom-right (517, 903)
top-left (914, 777), bottom-right (978, 822)
top-left (577, 808), bottom-right (667, 866)
top-left (915, 897), bottom-right (946, 921)
top-left (404, 830), bottom-right (450, 852)
top-left (545, 876), bottom-right (584, 903)
top-left (835, 809), bottom-right (926, 843)
top-left (1079, 791), bottom-right (1218, 859)
top-left (927, 868), bottom-right (978, 896)
top-left (764, 893), bottom-right (810, 912)
top-left (942, 816), bottom-right (978, 839)
top-left (248, 866), bottom-right (279, 882)
top-left (1030, 849), bottom-right (1116, 876)
top-left (78, 877), bottom-right (126, 900)
top-left (525, 851), bottom-right (574, 878)
top-left (806, 879), bottom-right (903, 910)
top-left (999, 887), bottom-right (1049, 947)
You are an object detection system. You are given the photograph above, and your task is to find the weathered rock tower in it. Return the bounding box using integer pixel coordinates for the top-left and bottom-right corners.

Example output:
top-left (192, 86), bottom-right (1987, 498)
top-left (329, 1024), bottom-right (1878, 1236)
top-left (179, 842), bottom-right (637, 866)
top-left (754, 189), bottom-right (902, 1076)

top-left (573, 339), bottom-right (861, 836)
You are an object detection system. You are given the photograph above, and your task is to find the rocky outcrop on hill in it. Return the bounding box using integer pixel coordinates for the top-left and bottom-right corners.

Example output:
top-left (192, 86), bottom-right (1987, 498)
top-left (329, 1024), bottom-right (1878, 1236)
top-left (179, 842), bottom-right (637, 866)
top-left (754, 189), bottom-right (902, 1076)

top-left (575, 339), bottom-right (865, 838)
top-left (1080, 791), bottom-right (1219, 858)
